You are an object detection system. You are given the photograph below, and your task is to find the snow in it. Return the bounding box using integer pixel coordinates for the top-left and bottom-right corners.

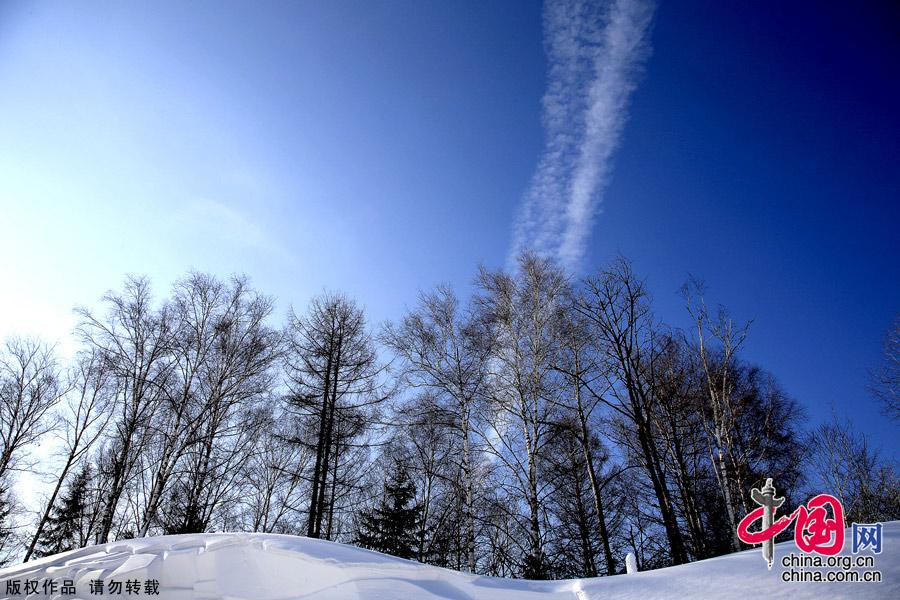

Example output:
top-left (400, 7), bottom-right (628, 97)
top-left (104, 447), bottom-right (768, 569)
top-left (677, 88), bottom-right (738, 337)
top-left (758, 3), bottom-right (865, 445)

top-left (625, 552), bottom-right (638, 575)
top-left (1, 522), bottom-right (896, 599)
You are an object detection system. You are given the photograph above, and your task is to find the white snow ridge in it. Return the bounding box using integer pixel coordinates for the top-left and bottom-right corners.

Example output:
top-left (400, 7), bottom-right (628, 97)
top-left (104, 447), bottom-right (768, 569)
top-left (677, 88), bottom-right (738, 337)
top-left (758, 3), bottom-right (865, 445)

top-left (1, 522), bottom-right (897, 599)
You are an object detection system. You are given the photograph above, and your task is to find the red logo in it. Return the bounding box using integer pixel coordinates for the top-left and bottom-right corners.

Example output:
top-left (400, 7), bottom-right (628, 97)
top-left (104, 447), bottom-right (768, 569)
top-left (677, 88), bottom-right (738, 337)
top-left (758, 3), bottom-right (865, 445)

top-left (736, 478), bottom-right (845, 568)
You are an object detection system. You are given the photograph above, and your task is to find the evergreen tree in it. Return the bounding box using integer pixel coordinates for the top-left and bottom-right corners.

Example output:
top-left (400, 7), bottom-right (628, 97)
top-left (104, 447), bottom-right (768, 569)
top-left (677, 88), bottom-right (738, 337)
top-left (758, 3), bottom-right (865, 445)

top-left (0, 483), bottom-right (11, 554)
top-left (35, 464), bottom-right (92, 557)
top-left (356, 461), bottom-right (422, 559)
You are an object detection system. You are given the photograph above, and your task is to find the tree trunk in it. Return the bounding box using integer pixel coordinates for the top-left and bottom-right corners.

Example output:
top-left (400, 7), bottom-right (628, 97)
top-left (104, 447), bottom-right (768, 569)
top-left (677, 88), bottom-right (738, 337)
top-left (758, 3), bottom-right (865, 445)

top-left (571, 360), bottom-right (616, 575)
top-left (569, 448), bottom-right (597, 577)
top-left (633, 401), bottom-right (687, 564)
top-left (306, 346), bottom-right (333, 538)
top-left (714, 430), bottom-right (741, 551)
top-left (24, 452), bottom-right (75, 561)
top-left (461, 404), bottom-right (476, 573)
top-left (315, 330), bottom-right (343, 538)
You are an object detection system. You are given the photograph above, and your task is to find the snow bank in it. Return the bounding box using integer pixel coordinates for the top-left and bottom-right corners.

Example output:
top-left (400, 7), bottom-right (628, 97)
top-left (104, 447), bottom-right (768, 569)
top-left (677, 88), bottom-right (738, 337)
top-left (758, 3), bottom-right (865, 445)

top-left (1, 522), bottom-right (896, 599)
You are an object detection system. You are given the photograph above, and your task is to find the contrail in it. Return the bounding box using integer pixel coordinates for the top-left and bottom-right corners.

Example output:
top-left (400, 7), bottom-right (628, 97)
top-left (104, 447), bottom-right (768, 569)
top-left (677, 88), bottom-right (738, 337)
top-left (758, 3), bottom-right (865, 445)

top-left (511, 0), bottom-right (655, 269)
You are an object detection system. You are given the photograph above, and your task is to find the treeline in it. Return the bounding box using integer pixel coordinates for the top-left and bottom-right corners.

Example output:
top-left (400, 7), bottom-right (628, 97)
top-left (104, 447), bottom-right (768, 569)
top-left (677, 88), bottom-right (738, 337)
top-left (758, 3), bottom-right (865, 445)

top-left (0, 254), bottom-right (897, 577)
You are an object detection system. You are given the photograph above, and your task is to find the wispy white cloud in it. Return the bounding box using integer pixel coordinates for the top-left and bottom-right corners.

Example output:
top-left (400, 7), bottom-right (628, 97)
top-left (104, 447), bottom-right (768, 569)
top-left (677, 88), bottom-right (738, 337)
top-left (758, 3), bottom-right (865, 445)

top-left (175, 198), bottom-right (294, 264)
top-left (511, 0), bottom-right (655, 269)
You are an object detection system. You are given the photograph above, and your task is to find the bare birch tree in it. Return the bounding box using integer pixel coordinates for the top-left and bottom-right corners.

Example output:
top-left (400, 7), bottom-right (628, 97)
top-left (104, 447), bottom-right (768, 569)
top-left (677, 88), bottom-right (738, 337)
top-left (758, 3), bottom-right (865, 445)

top-left (810, 414), bottom-right (899, 523)
top-left (0, 338), bottom-right (65, 484)
top-left (381, 285), bottom-right (491, 572)
top-left (574, 259), bottom-right (688, 564)
top-left (77, 276), bottom-right (175, 543)
top-left (871, 315), bottom-right (900, 421)
top-left (24, 351), bottom-right (112, 560)
top-left (553, 301), bottom-right (618, 574)
top-left (682, 279), bottom-right (750, 551)
top-left (147, 274), bottom-right (281, 535)
top-left (241, 407), bottom-right (310, 534)
top-left (475, 252), bottom-right (569, 578)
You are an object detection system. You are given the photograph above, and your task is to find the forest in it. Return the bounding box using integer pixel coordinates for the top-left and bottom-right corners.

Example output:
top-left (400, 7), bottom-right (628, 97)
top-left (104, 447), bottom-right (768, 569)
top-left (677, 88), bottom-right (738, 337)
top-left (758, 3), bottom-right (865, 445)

top-left (0, 253), bottom-right (897, 578)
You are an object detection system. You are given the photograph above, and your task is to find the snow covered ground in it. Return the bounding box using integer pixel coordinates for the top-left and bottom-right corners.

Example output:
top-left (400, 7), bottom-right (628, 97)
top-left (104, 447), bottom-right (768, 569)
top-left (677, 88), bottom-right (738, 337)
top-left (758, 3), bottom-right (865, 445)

top-left (0, 522), bottom-right (896, 599)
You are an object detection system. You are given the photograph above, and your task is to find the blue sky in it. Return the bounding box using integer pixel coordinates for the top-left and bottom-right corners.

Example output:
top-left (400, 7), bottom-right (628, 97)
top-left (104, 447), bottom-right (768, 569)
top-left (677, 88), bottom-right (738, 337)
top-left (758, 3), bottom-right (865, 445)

top-left (0, 1), bottom-right (897, 458)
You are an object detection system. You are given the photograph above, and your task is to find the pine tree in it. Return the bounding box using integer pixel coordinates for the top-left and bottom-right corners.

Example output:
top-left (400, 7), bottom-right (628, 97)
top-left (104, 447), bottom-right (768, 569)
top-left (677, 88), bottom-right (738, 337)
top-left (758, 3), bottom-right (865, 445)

top-left (356, 461), bottom-right (422, 559)
top-left (0, 484), bottom-right (11, 549)
top-left (35, 464), bottom-right (92, 557)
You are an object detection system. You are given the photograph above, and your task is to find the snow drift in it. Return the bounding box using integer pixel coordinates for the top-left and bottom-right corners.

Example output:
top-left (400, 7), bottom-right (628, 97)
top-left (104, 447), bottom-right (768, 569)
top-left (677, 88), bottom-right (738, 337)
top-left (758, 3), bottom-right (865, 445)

top-left (1, 522), bottom-right (896, 599)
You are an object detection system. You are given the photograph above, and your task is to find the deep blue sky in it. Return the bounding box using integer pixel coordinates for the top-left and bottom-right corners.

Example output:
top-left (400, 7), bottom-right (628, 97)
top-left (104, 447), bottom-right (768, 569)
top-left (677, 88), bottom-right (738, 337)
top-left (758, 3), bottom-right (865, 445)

top-left (0, 1), bottom-right (897, 458)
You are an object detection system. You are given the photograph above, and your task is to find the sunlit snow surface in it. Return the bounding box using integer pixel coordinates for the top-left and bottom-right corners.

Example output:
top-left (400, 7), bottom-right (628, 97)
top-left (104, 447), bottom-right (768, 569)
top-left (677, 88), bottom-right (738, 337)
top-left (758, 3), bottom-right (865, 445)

top-left (1, 522), bottom-right (896, 599)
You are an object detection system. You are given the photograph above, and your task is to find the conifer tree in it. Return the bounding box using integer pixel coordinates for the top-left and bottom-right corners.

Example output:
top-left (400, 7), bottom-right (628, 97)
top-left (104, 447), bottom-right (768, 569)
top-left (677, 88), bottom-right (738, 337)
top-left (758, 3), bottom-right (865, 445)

top-left (356, 461), bottom-right (422, 559)
top-left (35, 464), bottom-right (92, 557)
top-left (0, 484), bottom-right (11, 552)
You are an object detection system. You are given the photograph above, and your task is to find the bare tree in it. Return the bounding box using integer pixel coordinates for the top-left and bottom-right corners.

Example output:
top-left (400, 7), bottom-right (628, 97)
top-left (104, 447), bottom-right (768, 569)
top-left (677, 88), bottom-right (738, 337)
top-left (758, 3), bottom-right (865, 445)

top-left (643, 333), bottom-right (710, 559)
top-left (574, 259), bottom-right (688, 564)
top-left (24, 351), bottom-right (112, 560)
top-left (241, 407), bottom-right (310, 534)
top-left (475, 252), bottom-right (569, 578)
top-left (77, 276), bottom-right (175, 543)
top-left (133, 274), bottom-right (217, 537)
top-left (0, 259), bottom-right (827, 573)
top-left (809, 414), bottom-right (899, 524)
top-left (544, 418), bottom-right (601, 577)
top-left (553, 301), bottom-right (619, 574)
top-left (480, 492), bottom-right (521, 578)
top-left (386, 393), bottom-right (464, 566)
top-left (150, 274), bottom-right (282, 535)
top-left (682, 279), bottom-right (750, 551)
top-left (0, 338), bottom-right (65, 484)
top-left (870, 315), bottom-right (900, 421)
top-left (381, 285), bottom-right (491, 572)
top-left (286, 292), bottom-right (388, 540)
